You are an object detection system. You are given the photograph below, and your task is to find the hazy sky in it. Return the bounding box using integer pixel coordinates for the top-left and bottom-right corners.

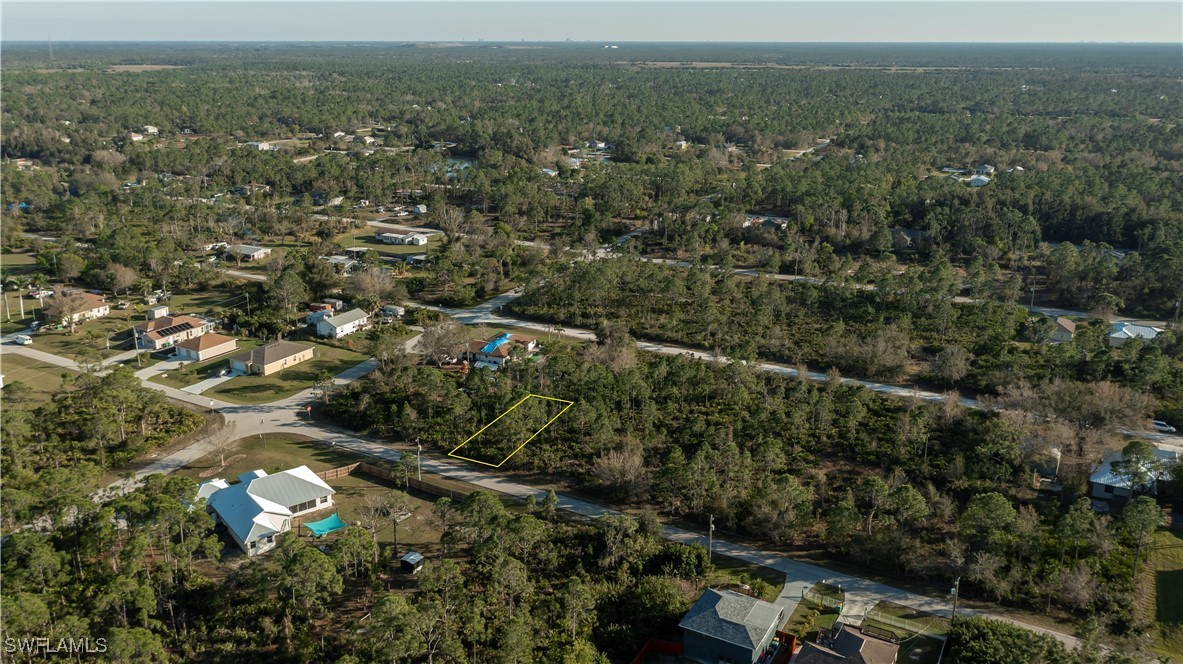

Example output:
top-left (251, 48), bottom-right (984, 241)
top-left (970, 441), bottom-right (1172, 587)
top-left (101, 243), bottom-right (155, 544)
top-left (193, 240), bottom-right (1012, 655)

top-left (3, 2), bottom-right (1180, 43)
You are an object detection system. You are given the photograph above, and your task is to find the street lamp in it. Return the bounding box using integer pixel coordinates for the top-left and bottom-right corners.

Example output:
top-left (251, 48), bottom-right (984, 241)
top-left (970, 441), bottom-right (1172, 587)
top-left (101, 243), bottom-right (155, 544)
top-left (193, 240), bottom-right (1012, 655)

top-left (708, 514), bottom-right (715, 563)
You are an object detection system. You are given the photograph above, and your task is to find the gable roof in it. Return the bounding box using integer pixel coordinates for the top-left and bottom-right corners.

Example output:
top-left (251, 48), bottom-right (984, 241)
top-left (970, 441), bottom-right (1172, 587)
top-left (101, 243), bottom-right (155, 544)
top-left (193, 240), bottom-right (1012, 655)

top-left (229, 340), bottom-right (312, 367)
top-left (75, 292), bottom-right (109, 312)
top-left (227, 244), bottom-right (267, 255)
top-left (1055, 317), bottom-right (1076, 333)
top-left (1109, 322), bottom-right (1162, 341)
top-left (323, 308), bottom-right (369, 328)
top-left (134, 315), bottom-right (209, 340)
top-left (678, 589), bottom-right (782, 650)
top-left (203, 466), bottom-right (336, 546)
top-left (176, 332), bottom-right (237, 352)
top-left (1090, 448), bottom-right (1179, 492)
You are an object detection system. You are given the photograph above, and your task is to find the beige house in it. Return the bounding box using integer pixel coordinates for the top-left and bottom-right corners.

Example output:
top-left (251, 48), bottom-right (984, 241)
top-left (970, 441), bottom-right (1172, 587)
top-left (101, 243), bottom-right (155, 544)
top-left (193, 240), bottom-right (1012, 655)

top-left (175, 333), bottom-right (239, 362)
top-left (134, 315), bottom-right (215, 351)
top-left (60, 293), bottom-right (111, 325)
top-left (228, 341), bottom-right (314, 376)
top-left (1050, 317), bottom-right (1076, 343)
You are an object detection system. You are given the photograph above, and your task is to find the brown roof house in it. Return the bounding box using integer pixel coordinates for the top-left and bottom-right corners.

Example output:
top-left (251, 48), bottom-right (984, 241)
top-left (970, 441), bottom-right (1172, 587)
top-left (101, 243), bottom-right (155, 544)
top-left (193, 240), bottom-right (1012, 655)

top-left (175, 333), bottom-right (239, 362)
top-left (56, 293), bottom-right (111, 325)
top-left (1049, 317), bottom-right (1076, 343)
top-left (134, 315), bottom-right (215, 351)
top-left (229, 341), bottom-right (314, 376)
top-left (464, 333), bottom-right (539, 370)
top-left (794, 622), bottom-right (899, 664)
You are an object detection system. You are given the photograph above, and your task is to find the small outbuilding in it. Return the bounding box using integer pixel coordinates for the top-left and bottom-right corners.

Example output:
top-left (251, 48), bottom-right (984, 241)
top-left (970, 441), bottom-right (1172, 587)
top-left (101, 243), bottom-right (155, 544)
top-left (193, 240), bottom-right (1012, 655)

top-left (400, 551), bottom-right (425, 574)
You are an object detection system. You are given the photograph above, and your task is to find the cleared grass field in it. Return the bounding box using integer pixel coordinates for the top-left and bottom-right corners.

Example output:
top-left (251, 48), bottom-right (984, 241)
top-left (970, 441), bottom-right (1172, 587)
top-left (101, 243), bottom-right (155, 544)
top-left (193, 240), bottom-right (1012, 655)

top-left (0, 353), bottom-right (80, 405)
top-left (1142, 529), bottom-right (1183, 660)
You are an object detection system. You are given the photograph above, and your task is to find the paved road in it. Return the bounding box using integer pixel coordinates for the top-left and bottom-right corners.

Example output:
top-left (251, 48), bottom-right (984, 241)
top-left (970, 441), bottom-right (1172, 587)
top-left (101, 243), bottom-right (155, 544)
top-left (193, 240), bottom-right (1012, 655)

top-left (223, 268), bottom-right (267, 282)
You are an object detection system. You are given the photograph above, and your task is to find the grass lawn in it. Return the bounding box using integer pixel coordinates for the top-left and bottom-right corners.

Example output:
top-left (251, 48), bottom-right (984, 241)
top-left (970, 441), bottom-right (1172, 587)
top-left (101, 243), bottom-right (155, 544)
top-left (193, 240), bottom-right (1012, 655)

top-left (785, 597), bottom-right (841, 643)
top-left (0, 295), bottom-right (46, 334)
top-left (865, 601), bottom-right (950, 637)
top-left (163, 288), bottom-right (252, 317)
top-left (708, 555), bottom-right (785, 604)
top-left (0, 353), bottom-right (81, 405)
top-left (23, 315), bottom-right (134, 360)
top-left (201, 341), bottom-right (368, 404)
top-left (1142, 529), bottom-right (1183, 660)
top-left (149, 338), bottom-right (263, 389)
top-left (323, 472), bottom-right (442, 552)
top-left (338, 227), bottom-right (439, 257)
top-left (174, 433), bottom-right (364, 482)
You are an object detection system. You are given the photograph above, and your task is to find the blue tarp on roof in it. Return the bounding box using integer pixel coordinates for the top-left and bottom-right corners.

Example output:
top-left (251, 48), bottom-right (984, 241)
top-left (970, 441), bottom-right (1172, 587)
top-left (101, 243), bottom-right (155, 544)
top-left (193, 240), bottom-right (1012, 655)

top-left (480, 333), bottom-right (512, 355)
top-left (303, 512), bottom-right (348, 537)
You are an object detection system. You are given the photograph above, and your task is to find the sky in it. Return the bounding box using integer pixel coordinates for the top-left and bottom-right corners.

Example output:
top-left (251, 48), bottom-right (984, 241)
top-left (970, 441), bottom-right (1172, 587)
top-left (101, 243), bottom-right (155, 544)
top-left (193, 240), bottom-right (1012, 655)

top-left (2, 2), bottom-right (1180, 43)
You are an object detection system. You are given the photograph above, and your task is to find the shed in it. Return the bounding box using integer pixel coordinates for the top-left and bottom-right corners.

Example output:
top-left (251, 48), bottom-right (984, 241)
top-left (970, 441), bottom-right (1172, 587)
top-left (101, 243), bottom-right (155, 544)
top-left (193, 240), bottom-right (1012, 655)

top-left (147, 305), bottom-right (170, 320)
top-left (400, 551), bottom-right (425, 574)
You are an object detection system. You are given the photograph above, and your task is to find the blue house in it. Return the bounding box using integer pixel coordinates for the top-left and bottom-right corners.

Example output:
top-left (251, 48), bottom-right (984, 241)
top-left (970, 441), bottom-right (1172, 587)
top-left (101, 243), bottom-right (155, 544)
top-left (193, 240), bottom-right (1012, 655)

top-left (680, 589), bottom-right (784, 664)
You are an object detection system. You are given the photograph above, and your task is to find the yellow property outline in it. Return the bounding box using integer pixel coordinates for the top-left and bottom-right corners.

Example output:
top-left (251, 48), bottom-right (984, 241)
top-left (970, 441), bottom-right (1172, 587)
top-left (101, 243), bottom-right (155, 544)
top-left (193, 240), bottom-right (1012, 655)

top-left (448, 394), bottom-right (575, 467)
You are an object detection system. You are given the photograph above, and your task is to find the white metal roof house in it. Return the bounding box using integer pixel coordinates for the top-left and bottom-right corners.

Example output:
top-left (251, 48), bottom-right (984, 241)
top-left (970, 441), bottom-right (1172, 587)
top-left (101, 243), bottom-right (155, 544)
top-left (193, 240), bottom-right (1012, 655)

top-left (316, 308), bottom-right (370, 338)
top-left (1090, 448), bottom-right (1178, 504)
top-left (376, 232), bottom-right (429, 246)
top-left (224, 244), bottom-right (272, 261)
top-left (319, 255), bottom-right (361, 274)
top-left (200, 466), bottom-right (336, 556)
top-left (1108, 322), bottom-right (1162, 348)
top-left (968, 175), bottom-right (991, 187)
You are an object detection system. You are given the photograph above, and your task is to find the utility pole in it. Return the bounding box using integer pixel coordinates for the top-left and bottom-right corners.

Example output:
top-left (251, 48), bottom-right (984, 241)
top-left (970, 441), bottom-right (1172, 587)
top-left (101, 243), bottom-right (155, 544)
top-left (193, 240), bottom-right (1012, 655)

top-left (936, 577), bottom-right (961, 664)
top-left (416, 438), bottom-right (422, 482)
top-left (708, 514), bottom-right (715, 563)
top-left (3, 291), bottom-right (10, 322)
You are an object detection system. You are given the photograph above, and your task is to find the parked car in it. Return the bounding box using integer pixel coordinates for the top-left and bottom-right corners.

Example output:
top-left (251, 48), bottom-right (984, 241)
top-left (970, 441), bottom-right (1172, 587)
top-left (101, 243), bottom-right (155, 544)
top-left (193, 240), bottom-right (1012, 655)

top-left (13, 334), bottom-right (33, 345)
top-left (1152, 420), bottom-right (1177, 433)
top-left (29, 321), bottom-right (42, 331)
top-left (26, 289), bottom-right (53, 298)
top-left (115, 301), bottom-right (130, 310)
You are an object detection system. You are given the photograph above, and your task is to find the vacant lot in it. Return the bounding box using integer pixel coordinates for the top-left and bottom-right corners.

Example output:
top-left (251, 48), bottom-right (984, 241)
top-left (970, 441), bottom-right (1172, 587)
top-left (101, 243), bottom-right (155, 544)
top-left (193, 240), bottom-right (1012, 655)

top-left (202, 342), bottom-right (368, 404)
top-left (176, 433), bottom-right (362, 481)
top-left (1143, 529), bottom-right (1183, 660)
top-left (0, 353), bottom-right (80, 405)
top-left (24, 315), bottom-right (134, 359)
top-left (450, 394), bottom-right (573, 467)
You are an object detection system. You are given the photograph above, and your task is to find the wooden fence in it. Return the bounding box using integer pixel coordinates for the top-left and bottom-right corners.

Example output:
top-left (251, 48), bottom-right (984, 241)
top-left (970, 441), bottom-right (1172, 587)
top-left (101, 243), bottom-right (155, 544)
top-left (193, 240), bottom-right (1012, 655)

top-left (314, 462), bottom-right (474, 502)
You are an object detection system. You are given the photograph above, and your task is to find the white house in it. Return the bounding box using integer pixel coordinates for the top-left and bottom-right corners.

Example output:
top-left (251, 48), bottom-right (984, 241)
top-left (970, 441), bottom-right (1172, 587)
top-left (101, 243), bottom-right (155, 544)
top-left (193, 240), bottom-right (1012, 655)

top-left (968, 175), bottom-right (991, 187)
top-left (1090, 448), bottom-right (1178, 504)
top-left (465, 333), bottom-right (539, 370)
top-left (141, 125), bottom-right (160, 135)
top-left (316, 308), bottom-right (370, 338)
top-left (200, 466), bottom-right (336, 556)
top-left (1108, 322), bottom-right (1162, 348)
top-left (225, 244), bottom-right (272, 261)
top-left (246, 142), bottom-right (272, 151)
top-left (319, 255), bottom-right (360, 274)
top-left (58, 293), bottom-right (111, 325)
top-left (376, 232), bottom-right (428, 246)
top-left (974, 164), bottom-right (996, 176)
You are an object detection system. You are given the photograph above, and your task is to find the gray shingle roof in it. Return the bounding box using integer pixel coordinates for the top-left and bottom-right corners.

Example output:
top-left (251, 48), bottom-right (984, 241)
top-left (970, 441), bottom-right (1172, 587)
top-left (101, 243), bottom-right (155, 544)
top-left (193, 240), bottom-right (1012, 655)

top-left (679, 589), bottom-right (783, 650)
top-left (229, 340), bottom-right (311, 366)
top-left (323, 308), bottom-right (369, 328)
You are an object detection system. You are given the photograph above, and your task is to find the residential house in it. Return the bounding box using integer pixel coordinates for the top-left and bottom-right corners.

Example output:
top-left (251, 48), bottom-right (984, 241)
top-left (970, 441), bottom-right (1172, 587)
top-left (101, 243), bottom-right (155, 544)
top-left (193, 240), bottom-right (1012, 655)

top-left (147, 305), bottom-right (170, 320)
top-left (225, 244), bottom-right (272, 262)
top-left (228, 341), bottom-right (314, 376)
top-left (305, 309), bottom-right (334, 325)
top-left (679, 589), bottom-right (784, 664)
top-left (1108, 322), bottom-right (1162, 348)
top-left (377, 232), bottom-right (429, 246)
top-left (968, 175), bottom-right (991, 187)
top-left (134, 315), bottom-right (215, 351)
top-left (316, 308), bottom-right (370, 339)
top-left (200, 466), bottom-right (336, 556)
top-left (141, 125), bottom-right (160, 135)
top-left (246, 142), bottom-right (271, 151)
top-left (974, 164), bottom-right (996, 176)
top-left (794, 622), bottom-right (900, 664)
top-left (343, 247), bottom-right (370, 260)
top-left (59, 293), bottom-right (110, 325)
top-left (174, 333), bottom-right (238, 362)
top-left (320, 255), bottom-right (360, 274)
top-left (127, 132), bottom-right (144, 142)
top-left (1090, 447), bottom-right (1178, 504)
top-left (465, 333), bottom-right (539, 370)
top-left (1050, 317), bottom-right (1076, 343)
